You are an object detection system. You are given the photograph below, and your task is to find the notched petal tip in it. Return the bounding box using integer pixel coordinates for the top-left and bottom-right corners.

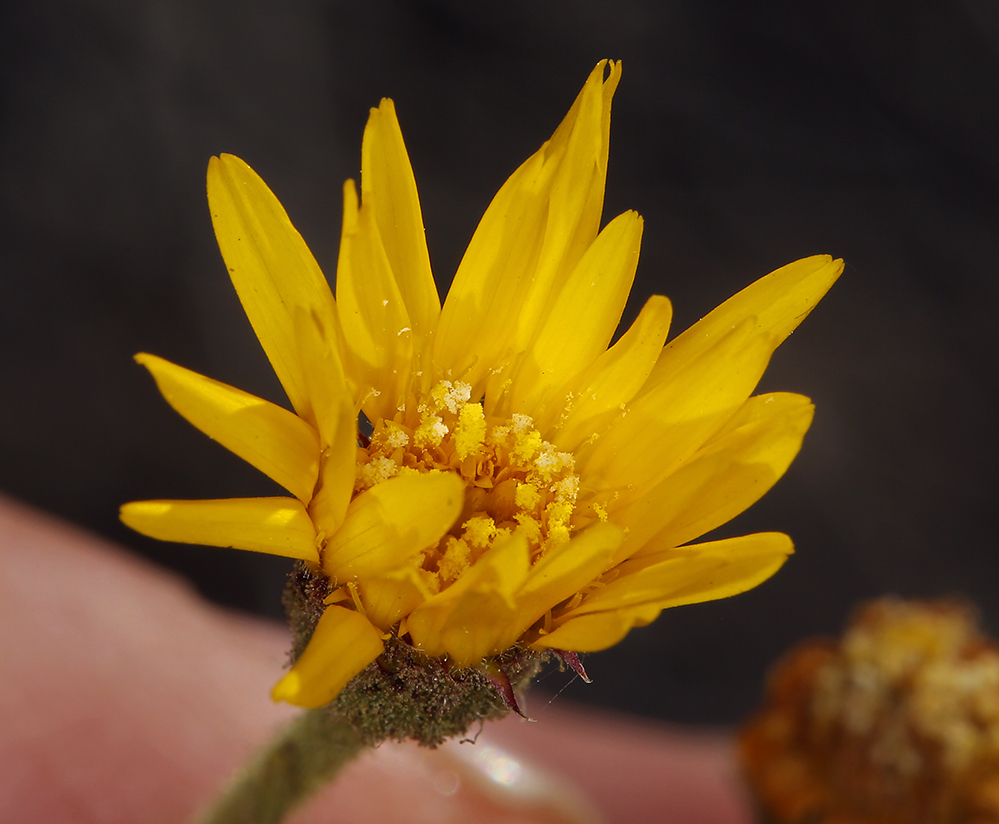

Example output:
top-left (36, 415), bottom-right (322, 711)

top-left (589, 58), bottom-right (622, 84)
top-left (375, 97), bottom-right (397, 117)
top-left (207, 153), bottom-right (256, 193)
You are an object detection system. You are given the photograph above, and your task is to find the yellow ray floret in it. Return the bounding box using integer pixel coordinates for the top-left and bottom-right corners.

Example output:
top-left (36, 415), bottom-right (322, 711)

top-left (535, 533), bottom-right (794, 652)
top-left (271, 605), bottom-right (385, 708)
top-left (134, 353), bottom-right (320, 503)
top-left (123, 60), bottom-right (841, 708)
top-left (207, 155), bottom-right (344, 433)
top-left (120, 498), bottom-right (320, 562)
top-left (323, 472), bottom-right (464, 581)
top-left (616, 391), bottom-right (815, 558)
top-left (433, 61), bottom-right (620, 398)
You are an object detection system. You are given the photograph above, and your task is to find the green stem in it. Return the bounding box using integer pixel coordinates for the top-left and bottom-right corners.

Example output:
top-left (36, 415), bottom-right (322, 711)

top-left (194, 709), bottom-right (365, 824)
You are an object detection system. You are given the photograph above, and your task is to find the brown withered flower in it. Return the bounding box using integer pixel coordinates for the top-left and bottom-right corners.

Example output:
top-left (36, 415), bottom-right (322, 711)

top-left (740, 598), bottom-right (999, 824)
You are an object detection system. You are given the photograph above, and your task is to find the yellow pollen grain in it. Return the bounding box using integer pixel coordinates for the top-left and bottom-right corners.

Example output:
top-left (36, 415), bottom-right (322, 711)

top-left (462, 514), bottom-right (497, 548)
top-left (544, 500), bottom-right (574, 551)
top-left (544, 522), bottom-right (571, 552)
top-left (430, 380), bottom-right (472, 414)
top-left (418, 566), bottom-right (441, 596)
top-left (455, 403), bottom-right (487, 460)
top-left (514, 512), bottom-right (541, 545)
top-left (376, 422), bottom-right (410, 450)
top-left (531, 446), bottom-right (575, 483)
top-left (555, 392), bottom-right (576, 429)
top-left (511, 413), bottom-right (533, 433)
top-left (513, 430), bottom-right (543, 462)
top-left (592, 502), bottom-right (609, 522)
top-left (356, 456), bottom-right (399, 490)
top-left (515, 482), bottom-right (541, 512)
top-left (487, 425), bottom-right (510, 446)
top-left (429, 382), bottom-right (449, 411)
top-left (546, 499), bottom-right (574, 525)
top-left (552, 475), bottom-right (579, 502)
top-left (414, 414), bottom-right (448, 448)
top-left (438, 536), bottom-right (471, 585)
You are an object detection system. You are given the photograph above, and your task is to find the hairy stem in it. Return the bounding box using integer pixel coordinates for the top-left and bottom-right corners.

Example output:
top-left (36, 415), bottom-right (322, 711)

top-left (194, 709), bottom-right (364, 824)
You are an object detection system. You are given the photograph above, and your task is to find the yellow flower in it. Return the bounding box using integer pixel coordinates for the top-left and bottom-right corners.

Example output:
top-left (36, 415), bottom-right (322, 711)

top-left (121, 61), bottom-right (841, 710)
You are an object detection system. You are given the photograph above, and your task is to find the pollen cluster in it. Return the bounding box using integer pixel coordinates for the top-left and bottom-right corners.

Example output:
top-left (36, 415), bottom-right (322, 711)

top-left (354, 381), bottom-right (582, 592)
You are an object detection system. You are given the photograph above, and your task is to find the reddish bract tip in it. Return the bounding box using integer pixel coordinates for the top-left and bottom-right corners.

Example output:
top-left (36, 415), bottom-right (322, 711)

top-left (484, 663), bottom-right (533, 720)
top-left (554, 650), bottom-right (592, 683)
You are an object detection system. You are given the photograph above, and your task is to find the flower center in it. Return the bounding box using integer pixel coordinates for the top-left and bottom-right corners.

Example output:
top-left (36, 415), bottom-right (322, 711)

top-left (354, 380), bottom-right (585, 591)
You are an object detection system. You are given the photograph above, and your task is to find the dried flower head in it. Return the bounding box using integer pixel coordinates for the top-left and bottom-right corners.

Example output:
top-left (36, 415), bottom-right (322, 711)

top-left (740, 598), bottom-right (999, 824)
top-left (121, 61), bottom-right (840, 743)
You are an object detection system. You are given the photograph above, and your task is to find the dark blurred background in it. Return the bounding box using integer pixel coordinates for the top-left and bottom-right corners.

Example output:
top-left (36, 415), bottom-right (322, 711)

top-left (2, 0), bottom-right (998, 725)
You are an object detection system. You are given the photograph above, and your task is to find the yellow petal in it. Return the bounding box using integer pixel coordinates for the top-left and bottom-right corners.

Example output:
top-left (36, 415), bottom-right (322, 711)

top-left (532, 606), bottom-right (659, 653)
top-left (290, 302), bottom-right (358, 536)
top-left (356, 566), bottom-right (432, 632)
top-left (270, 605), bottom-right (384, 708)
top-left (135, 353), bottom-right (319, 503)
top-left (322, 472), bottom-right (465, 580)
top-left (207, 154), bottom-right (344, 430)
top-left (307, 437), bottom-right (357, 541)
top-left (505, 211), bottom-right (643, 416)
top-left (616, 392), bottom-right (814, 559)
top-left (434, 61), bottom-right (621, 397)
top-left (438, 588), bottom-right (518, 669)
top-left (335, 179), bottom-right (415, 420)
top-left (568, 532), bottom-right (793, 617)
top-left (407, 532), bottom-right (531, 666)
top-left (360, 99), bottom-right (440, 350)
top-left (497, 522), bottom-right (622, 650)
top-left (540, 294), bottom-right (672, 447)
top-left (642, 255), bottom-right (843, 394)
top-left (119, 497), bottom-right (319, 562)
top-left (579, 317), bottom-right (773, 498)
top-left (535, 532), bottom-right (792, 653)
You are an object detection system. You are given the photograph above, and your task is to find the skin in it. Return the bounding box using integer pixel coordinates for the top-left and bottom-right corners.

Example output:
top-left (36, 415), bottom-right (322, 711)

top-left (0, 495), bottom-right (752, 824)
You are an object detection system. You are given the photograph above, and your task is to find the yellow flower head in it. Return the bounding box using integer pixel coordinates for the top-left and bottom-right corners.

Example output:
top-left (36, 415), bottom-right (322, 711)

top-left (122, 62), bottom-right (841, 715)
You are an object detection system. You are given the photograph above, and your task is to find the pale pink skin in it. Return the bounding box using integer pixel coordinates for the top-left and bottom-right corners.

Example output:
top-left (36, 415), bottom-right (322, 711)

top-left (0, 495), bottom-right (753, 824)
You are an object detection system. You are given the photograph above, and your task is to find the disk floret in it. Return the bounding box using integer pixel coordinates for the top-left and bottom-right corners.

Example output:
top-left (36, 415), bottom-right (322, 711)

top-left (355, 380), bottom-right (582, 596)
